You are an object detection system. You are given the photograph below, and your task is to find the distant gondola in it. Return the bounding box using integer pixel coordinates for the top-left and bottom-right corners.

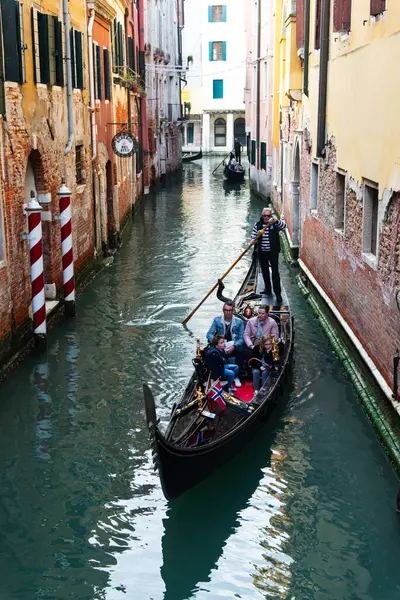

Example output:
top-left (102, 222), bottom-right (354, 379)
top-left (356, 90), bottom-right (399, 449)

top-left (224, 162), bottom-right (245, 183)
top-left (182, 148), bottom-right (203, 162)
top-left (143, 253), bottom-right (293, 500)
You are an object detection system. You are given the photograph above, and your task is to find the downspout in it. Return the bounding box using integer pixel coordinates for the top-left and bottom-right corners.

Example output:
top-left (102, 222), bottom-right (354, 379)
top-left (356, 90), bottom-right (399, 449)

top-left (87, 1), bottom-right (96, 161)
top-left (303, 0), bottom-right (310, 96)
top-left (63, 0), bottom-right (74, 155)
top-left (316, 0), bottom-right (330, 157)
top-left (137, 0), bottom-right (145, 194)
top-left (125, 9), bottom-right (132, 134)
top-left (255, 0), bottom-right (261, 169)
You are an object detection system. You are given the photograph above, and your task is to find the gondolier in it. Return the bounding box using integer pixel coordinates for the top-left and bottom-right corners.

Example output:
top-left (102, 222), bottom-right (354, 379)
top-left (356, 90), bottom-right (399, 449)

top-left (250, 207), bottom-right (287, 304)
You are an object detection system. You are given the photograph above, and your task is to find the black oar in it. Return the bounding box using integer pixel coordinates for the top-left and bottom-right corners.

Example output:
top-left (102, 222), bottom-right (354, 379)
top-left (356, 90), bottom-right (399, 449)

top-left (211, 151), bottom-right (231, 175)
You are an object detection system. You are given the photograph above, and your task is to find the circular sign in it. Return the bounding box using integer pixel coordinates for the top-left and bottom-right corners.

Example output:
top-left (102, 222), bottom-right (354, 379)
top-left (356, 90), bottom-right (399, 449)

top-left (112, 131), bottom-right (138, 157)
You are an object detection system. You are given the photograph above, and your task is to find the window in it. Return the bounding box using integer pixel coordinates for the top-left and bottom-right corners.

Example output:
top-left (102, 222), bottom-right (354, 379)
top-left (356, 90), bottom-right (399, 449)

top-left (251, 140), bottom-right (256, 166)
top-left (70, 28), bottom-right (84, 89)
top-left (315, 0), bottom-right (322, 49)
top-left (363, 181), bottom-right (379, 257)
top-left (214, 118), bottom-right (226, 146)
top-left (75, 144), bottom-right (83, 185)
top-left (128, 36), bottom-right (135, 73)
top-left (94, 44), bottom-right (102, 99)
top-left (310, 161), bottom-right (319, 210)
top-left (103, 48), bottom-right (111, 100)
top-left (209, 41), bottom-right (226, 61)
top-left (335, 171), bottom-right (346, 231)
top-left (234, 118), bottom-right (245, 145)
top-left (112, 19), bottom-right (125, 74)
top-left (31, 10), bottom-right (64, 86)
top-left (1, 0), bottom-right (25, 83)
top-left (208, 5), bottom-right (227, 22)
top-left (187, 123), bottom-right (194, 144)
top-left (260, 142), bottom-right (267, 171)
top-left (333, 0), bottom-right (352, 32)
top-left (212, 79), bottom-right (223, 99)
top-left (371, 0), bottom-right (386, 15)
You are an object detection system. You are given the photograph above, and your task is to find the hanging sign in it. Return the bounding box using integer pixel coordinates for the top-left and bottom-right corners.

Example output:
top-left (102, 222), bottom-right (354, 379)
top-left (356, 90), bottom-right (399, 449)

top-left (112, 131), bottom-right (138, 157)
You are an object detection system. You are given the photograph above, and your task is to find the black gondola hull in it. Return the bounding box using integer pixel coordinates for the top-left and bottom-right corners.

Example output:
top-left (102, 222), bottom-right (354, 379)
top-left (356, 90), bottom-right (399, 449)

top-left (224, 165), bottom-right (245, 183)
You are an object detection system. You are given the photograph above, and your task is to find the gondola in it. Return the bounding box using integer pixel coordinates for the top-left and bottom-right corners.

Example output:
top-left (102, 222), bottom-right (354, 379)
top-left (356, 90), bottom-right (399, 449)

top-left (143, 253), bottom-right (293, 500)
top-left (224, 162), bottom-right (245, 183)
top-left (182, 148), bottom-right (202, 162)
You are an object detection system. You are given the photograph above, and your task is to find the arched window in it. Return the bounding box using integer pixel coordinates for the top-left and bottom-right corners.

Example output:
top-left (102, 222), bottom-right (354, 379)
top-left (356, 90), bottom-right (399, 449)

top-left (234, 118), bottom-right (246, 146)
top-left (214, 118), bottom-right (226, 147)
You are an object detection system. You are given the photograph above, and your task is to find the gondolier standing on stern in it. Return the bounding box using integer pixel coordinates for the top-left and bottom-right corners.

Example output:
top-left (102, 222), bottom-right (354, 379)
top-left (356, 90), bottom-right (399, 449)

top-left (250, 208), bottom-right (287, 304)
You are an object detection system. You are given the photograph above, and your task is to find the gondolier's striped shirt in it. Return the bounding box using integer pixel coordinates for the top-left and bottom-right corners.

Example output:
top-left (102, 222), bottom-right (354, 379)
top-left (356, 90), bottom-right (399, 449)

top-left (251, 220), bottom-right (287, 251)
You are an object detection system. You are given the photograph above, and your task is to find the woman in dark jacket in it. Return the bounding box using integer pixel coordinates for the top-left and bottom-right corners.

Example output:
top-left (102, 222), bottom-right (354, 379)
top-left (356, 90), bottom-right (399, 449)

top-left (205, 335), bottom-right (239, 394)
top-left (250, 334), bottom-right (273, 397)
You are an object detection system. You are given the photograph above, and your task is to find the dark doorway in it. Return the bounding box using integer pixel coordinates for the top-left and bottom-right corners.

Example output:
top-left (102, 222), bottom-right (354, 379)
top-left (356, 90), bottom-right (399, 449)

top-left (234, 118), bottom-right (246, 146)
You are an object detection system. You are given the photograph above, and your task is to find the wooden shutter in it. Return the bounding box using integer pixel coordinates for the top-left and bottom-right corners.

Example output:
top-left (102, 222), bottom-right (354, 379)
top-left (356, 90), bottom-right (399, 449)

top-left (54, 17), bottom-right (63, 86)
top-left (70, 28), bottom-right (76, 88)
top-left (75, 30), bottom-right (83, 89)
top-left (333, 0), bottom-right (352, 32)
top-left (260, 142), bottom-right (266, 170)
top-left (315, 0), bottom-right (322, 49)
top-left (213, 79), bottom-right (223, 98)
top-left (222, 41), bottom-right (226, 61)
top-left (296, 0), bottom-right (305, 48)
top-left (1, 0), bottom-right (23, 83)
top-left (96, 45), bottom-right (102, 99)
top-left (208, 5), bottom-right (213, 22)
top-left (370, 0), bottom-right (385, 15)
top-left (222, 5), bottom-right (227, 21)
top-left (38, 13), bottom-right (50, 83)
top-left (209, 42), bottom-right (213, 61)
top-left (31, 8), bottom-right (38, 83)
top-left (139, 49), bottom-right (145, 82)
top-left (251, 140), bottom-right (256, 165)
top-left (103, 48), bottom-right (111, 100)
top-left (117, 22), bottom-right (124, 71)
top-left (128, 37), bottom-right (135, 71)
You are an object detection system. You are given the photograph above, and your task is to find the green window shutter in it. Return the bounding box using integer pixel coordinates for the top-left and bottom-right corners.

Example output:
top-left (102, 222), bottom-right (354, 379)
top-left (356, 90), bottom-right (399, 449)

top-left (96, 45), bottom-right (102, 99)
top-left (54, 17), bottom-right (64, 86)
top-left (208, 6), bottom-right (213, 21)
top-left (1, 0), bottom-right (23, 83)
top-left (213, 79), bottom-right (223, 99)
top-left (111, 19), bottom-right (116, 69)
top-left (222, 5), bottom-right (227, 21)
top-left (104, 48), bottom-right (111, 100)
top-left (222, 41), bottom-right (226, 61)
top-left (70, 28), bottom-right (76, 88)
top-left (128, 36), bottom-right (134, 71)
top-left (209, 41), bottom-right (213, 61)
top-left (139, 49), bottom-right (145, 82)
top-left (118, 23), bottom-right (124, 71)
top-left (75, 30), bottom-right (83, 89)
top-left (251, 140), bottom-right (256, 165)
top-left (260, 142), bottom-right (266, 170)
top-left (38, 13), bottom-right (50, 84)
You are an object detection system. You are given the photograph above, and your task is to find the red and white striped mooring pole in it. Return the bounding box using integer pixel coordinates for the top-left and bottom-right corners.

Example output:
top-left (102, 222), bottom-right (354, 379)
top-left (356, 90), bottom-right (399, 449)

top-left (58, 179), bottom-right (76, 316)
top-left (25, 191), bottom-right (47, 349)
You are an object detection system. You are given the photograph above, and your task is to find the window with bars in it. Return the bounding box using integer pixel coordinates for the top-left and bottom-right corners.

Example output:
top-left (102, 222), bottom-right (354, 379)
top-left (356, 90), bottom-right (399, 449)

top-left (208, 5), bottom-right (227, 22)
top-left (333, 0), bottom-right (352, 32)
top-left (1, 0), bottom-right (25, 83)
top-left (209, 41), bottom-right (226, 61)
top-left (335, 171), bottom-right (346, 231)
top-left (75, 144), bottom-right (83, 185)
top-left (31, 10), bottom-right (64, 86)
top-left (214, 118), bottom-right (226, 146)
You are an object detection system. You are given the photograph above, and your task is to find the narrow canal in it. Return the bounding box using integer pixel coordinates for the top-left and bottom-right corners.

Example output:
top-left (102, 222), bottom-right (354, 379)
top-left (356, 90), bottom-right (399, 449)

top-left (0, 158), bottom-right (399, 600)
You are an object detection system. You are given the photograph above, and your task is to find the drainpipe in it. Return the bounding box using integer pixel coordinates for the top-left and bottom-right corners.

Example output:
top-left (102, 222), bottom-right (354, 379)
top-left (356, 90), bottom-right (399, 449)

top-left (63, 0), bottom-right (74, 155)
top-left (316, 0), bottom-right (330, 157)
top-left (303, 0), bottom-right (310, 96)
top-left (255, 0), bottom-right (261, 169)
top-left (87, 1), bottom-right (96, 161)
top-left (124, 9), bottom-right (132, 134)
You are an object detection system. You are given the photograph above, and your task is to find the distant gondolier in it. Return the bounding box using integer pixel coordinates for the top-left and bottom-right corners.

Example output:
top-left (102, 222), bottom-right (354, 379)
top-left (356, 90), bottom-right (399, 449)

top-left (234, 138), bottom-right (242, 164)
top-left (250, 208), bottom-right (287, 304)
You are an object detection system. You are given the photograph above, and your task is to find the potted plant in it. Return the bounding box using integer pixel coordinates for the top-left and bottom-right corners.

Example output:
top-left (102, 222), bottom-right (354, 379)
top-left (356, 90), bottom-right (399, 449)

top-left (187, 55), bottom-right (193, 66)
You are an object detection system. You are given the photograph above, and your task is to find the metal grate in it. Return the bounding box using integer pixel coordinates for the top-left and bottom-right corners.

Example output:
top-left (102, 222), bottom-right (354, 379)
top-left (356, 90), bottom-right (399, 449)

top-left (75, 144), bottom-right (83, 184)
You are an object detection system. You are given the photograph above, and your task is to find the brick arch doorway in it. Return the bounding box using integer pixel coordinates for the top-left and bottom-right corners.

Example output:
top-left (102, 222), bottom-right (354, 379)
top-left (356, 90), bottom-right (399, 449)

top-left (25, 151), bottom-right (56, 293)
top-left (291, 140), bottom-right (301, 258)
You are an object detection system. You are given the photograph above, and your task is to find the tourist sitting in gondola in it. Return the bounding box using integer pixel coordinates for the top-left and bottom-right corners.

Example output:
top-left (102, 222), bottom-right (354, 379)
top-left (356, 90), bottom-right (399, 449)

top-left (244, 304), bottom-right (279, 351)
top-left (205, 335), bottom-right (239, 395)
top-left (207, 300), bottom-right (245, 381)
top-left (249, 334), bottom-right (273, 397)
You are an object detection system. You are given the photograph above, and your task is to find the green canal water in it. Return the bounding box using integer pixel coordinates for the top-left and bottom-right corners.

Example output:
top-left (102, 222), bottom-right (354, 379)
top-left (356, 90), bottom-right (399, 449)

top-left (0, 158), bottom-right (399, 600)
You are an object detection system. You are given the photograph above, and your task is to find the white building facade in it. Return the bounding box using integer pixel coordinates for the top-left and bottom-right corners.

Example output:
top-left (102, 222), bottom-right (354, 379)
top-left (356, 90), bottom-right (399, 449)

top-left (144, 0), bottom-right (183, 179)
top-left (182, 0), bottom-right (246, 154)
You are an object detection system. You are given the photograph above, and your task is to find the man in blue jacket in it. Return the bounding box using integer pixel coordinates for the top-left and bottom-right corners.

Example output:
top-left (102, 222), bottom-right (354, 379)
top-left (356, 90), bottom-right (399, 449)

top-left (206, 301), bottom-right (245, 380)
